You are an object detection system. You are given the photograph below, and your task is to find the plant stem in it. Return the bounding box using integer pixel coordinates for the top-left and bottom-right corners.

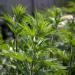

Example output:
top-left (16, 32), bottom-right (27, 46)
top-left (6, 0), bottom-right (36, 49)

top-left (69, 45), bottom-right (73, 75)
top-left (30, 62), bottom-right (33, 75)
top-left (15, 36), bottom-right (18, 52)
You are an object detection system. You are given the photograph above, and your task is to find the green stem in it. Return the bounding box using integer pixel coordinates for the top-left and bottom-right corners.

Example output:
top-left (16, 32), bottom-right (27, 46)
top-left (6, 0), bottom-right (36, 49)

top-left (69, 46), bottom-right (73, 75)
top-left (14, 36), bottom-right (18, 52)
top-left (30, 62), bottom-right (33, 75)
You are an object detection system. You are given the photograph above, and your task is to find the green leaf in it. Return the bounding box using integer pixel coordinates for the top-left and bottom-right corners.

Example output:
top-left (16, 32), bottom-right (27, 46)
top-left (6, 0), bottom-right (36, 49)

top-left (12, 4), bottom-right (26, 21)
top-left (0, 44), bottom-right (9, 50)
top-left (1, 52), bottom-right (25, 61)
top-left (71, 38), bottom-right (75, 46)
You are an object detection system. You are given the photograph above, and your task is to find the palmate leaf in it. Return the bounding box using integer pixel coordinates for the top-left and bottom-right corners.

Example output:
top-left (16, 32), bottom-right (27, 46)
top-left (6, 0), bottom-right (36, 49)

top-left (47, 48), bottom-right (70, 61)
top-left (43, 60), bottom-right (66, 70)
top-left (1, 14), bottom-right (15, 24)
top-left (37, 59), bottom-right (67, 75)
top-left (21, 15), bottom-right (36, 26)
top-left (1, 52), bottom-right (25, 61)
top-left (35, 12), bottom-right (53, 37)
top-left (0, 50), bottom-right (33, 63)
top-left (1, 15), bottom-right (23, 36)
top-left (19, 15), bottom-right (37, 37)
top-left (19, 23), bottom-right (36, 37)
top-left (12, 4), bottom-right (26, 19)
top-left (0, 14), bottom-right (17, 34)
top-left (46, 6), bottom-right (62, 18)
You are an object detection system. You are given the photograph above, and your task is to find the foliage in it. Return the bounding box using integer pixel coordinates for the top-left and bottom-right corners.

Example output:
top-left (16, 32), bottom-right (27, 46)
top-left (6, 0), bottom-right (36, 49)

top-left (0, 5), bottom-right (75, 75)
top-left (62, 0), bottom-right (75, 14)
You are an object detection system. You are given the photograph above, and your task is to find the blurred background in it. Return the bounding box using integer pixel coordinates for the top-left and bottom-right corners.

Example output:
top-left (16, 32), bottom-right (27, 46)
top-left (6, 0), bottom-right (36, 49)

top-left (0, 0), bottom-right (74, 15)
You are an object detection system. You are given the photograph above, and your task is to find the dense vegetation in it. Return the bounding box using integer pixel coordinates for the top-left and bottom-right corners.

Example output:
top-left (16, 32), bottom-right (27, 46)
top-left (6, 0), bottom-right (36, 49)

top-left (0, 5), bottom-right (75, 75)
